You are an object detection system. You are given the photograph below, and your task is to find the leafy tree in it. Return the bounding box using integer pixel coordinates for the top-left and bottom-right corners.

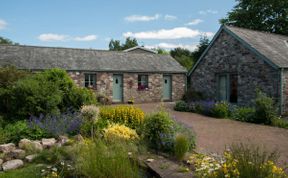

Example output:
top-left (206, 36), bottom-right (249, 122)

top-left (192, 36), bottom-right (210, 63)
top-left (170, 48), bottom-right (194, 70)
top-left (220, 0), bottom-right (288, 35)
top-left (155, 48), bottom-right (169, 55)
top-left (108, 39), bottom-right (122, 51)
top-left (0, 36), bottom-right (18, 45)
top-left (108, 37), bottom-right (138, 51)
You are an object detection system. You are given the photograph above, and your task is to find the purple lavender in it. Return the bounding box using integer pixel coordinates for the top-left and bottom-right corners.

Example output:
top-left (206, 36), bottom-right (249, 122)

top-left (29, 109), bottom-right (82, 136)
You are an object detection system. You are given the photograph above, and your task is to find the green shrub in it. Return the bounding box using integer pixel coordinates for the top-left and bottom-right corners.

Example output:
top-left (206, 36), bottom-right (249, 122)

top-left (174, 100), bottom-right (189, 112)
top-left (271, 117), bottom-right (288, 129)
top-left (174, 134), bottom-right (189, 160)
top-left (255, 90), bottom-right (277, 124)
top-left (35, 146), bottom-right (71, 164)
top-left (222, 143), bottom-right (282, 178)
top-left (75, 139), bottom-right (139, 178)
top-left (99, 106), bottom-right (145, 129)
top-left (143, 111), bottom-right (175, 152)
top-left (231, 107), bottom-right (256, 122)
top-left (0, 66), bottom-right (29, 88)
top-left (182, 90), bottom-right (206, 102)
top-left (3, 121), bottom-right (48, 143)
top-left (212, 101), bottom-right (229, 118)
top-left (0, 68), bottom-right (97, 120)
top-left (174, 122), bottom-right (196, 151)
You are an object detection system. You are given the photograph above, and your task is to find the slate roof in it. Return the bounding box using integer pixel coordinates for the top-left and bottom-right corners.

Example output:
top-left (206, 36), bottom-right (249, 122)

top-left (0, 45), bottom-right (186, 73)
top-left (225, 26), bottom-right (288, 68)
top-left (189, 25), bottom-right (288, 76)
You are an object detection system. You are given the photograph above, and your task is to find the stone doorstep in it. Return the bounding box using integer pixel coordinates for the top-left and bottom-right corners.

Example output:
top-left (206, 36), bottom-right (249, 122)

top-left (139, 154), bottom-right (194, 178)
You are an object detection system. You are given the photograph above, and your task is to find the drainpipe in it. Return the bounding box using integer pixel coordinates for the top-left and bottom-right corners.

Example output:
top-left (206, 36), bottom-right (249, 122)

top-left (280, 68), bottom-right (284, 115)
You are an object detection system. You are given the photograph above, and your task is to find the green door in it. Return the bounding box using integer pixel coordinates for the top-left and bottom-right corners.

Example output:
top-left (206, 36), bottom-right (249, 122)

top-left (163, 75), bottom-right (172, 101)
top-left (113, 75), bottom-right (123, 102)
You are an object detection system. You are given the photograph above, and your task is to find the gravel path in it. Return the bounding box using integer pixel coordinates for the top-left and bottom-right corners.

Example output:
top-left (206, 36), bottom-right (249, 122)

top-left (134, 102), bottom-right (288, 166)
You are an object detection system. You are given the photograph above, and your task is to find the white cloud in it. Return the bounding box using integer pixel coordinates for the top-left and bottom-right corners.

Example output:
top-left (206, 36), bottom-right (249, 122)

top-left (123, 27), bottom-right (213, 39)
top-left (0, 19), bottom-right (7, 30)
top-left (145, 43), bottom-right (197, 51)
top-left (124, 14), bottom-right (160, 22)
top-left (164, 15), bottom-right (177, 21)
top-left (186, 19), bottom-right (203, 26)
top-left (38, 33), bottom-right (98, 42)
top-left (38, 33), bottom-right (68, 41)
top-left (199, 9), bottom-right (218, 15)
top-left (74, 35), bottom-right (97, 41)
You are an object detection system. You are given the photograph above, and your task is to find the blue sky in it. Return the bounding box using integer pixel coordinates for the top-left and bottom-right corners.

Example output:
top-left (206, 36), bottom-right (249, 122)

top-left (0, 0), bottom-right (236, 51)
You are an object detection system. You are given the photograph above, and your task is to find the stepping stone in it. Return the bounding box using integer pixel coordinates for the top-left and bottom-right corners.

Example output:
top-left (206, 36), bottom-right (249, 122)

top-left (2, 159), bottom-right (24, 171)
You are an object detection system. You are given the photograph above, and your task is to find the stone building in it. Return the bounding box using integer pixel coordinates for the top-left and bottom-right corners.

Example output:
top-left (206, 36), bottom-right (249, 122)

top-left (188, 25), bottom-right (288, 114)
top-left (0, 45), bottom-right (186, 103)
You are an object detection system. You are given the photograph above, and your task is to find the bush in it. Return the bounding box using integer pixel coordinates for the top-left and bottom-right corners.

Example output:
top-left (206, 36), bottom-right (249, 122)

top-left (0, 68), bottom-right (97, 120)
top-left (29, 109), bottom-right (82, 137)
top-left (174, 100), bottom-right (189, 112)
top-left (99, 106), bottom-right (145, 129)
top-left (75, 139), bottom-right (139, 178)
top-left (182, 90), bottom-right (206, 102)
top-left (104, 124), bottom-right (139, 141)
top-left (174, 134), bottom-right (189, 160)
top-left (271, 117), bottom-right (288, 129)
top-left (81, 105), bottom-right (99, 122)
top-left (173, 121), bottom-right (196, 152)
top-left (188, 143), bottom-right (286, 178)
top-left (96, 93), bottom-right (111, 105)
top-left (189, 100), bottom-right (215, 116)
top-left (3, 120), bottom-right (48, 143)
top-left (0, 66), bottom-right (29, 88)
top-left (212, 101), bottom-right (229, 118)
top-left (142, 111), bottom-right (175, 152)
top-left (231, 107), bottom-right (256, 122)
top-left (255, 90), bottom-right (277, 124)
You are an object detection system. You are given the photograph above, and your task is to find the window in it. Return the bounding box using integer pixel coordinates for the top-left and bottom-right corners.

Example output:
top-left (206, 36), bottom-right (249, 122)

top-left (84, 73), bottom-right (96, 89)
top-left (217, 73), bottom-right (238, 103)
top-left (138, 75), bottom-right (148, 90)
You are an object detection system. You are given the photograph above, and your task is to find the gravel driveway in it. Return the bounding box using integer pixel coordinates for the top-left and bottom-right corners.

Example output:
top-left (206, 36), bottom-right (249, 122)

top-left (134, 102), bottom-right (288, 166)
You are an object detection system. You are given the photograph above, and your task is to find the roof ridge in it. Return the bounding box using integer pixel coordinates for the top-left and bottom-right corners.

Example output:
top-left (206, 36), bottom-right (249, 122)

top-left (0, 44), bottom-right (164, 56)
top-left (225, 25), bottom-right (288, 39)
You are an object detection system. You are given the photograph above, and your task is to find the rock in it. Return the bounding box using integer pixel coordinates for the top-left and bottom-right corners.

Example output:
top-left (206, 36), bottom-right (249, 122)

top-left (41, 138), bottom-right (56, 148)
top-left (146, 158), bottom-right (154, 163)
top-left (0, 143), bottom-right (15, 153)
top-left (57, 135), bottom-right (69, 145)
top-left (11, 149), bottom-right (26, 159)
top-left (0, 159), bottom-right (3, 165)
top-left (25, 154), bottom-right (38, 163)
top-left (19, 139), bottom-right (43, 152)
top-left (2, 159), bottom-right (24, 171)
top-left (73, 134), bottom-right (84, 142)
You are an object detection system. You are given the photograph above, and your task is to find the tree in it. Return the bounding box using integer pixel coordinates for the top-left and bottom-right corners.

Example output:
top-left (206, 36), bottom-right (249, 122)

top-left (192, 36), bottom-right (210, 63)
top-left (0, 36), bottom-right (18, 45)
top-left (108, 37), bottom-right (138, 51)
top-left (170, 48), bottom-right (194, 70)
top-left (220, 0), bottom-right (288, 35)
top-left (155, 48), bottom-right (169, 55)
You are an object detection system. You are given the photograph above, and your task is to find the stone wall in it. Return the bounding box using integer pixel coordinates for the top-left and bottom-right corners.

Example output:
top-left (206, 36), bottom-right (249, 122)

top-left (68, 71), bottom-right (186, 103)
top-left (189, 30), bottom-right (280, 108)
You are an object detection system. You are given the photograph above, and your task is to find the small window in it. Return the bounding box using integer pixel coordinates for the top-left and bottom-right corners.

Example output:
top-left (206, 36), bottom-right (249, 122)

top-left (138, 75), bottom-right (148, 90)
top-left (84, 74), bottom-right (96, 89)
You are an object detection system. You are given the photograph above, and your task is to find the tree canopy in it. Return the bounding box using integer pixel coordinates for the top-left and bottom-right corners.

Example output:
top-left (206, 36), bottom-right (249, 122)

top-left (109, 37), bottom-right (138, 51)
top-left (169, 36), bottom-right (210, 70)
top-left (220, 0), bottom-right (288, 35)
top-left (0, 36), bottom-right (18, 45)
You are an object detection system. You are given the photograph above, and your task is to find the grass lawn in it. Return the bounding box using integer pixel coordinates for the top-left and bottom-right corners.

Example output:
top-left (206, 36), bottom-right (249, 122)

top-left (0, 164), bottom-right (42, 178)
